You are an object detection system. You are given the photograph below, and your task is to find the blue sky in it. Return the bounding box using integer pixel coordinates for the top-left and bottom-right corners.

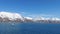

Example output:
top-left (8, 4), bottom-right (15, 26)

top-left (0, 0), bottom-right (60, 18)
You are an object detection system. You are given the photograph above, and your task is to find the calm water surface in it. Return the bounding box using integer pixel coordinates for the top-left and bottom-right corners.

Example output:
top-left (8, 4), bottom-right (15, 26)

top-left (0, 22), bottom-right (60, 34)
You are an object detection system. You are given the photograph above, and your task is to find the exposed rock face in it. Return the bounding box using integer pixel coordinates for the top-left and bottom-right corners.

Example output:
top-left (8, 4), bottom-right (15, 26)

top-left (0, 17), bottom-right (3, 22)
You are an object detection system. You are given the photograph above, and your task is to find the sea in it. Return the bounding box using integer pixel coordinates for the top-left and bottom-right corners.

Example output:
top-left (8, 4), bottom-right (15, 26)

top-left (0, 22), bottom-right (60, 34)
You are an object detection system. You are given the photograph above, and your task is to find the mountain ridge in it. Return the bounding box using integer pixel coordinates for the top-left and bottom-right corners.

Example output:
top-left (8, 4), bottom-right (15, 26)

top-left (0, 12), bottom-right (60, 23)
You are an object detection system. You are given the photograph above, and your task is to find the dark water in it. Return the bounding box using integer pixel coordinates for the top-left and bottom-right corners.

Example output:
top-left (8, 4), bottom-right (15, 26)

top-left (0, 23), bottom-right (60, 34)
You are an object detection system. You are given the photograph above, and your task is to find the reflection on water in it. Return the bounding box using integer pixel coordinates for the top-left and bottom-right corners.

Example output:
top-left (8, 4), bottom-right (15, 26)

top-left (0, 23), bottom-right (60, 34)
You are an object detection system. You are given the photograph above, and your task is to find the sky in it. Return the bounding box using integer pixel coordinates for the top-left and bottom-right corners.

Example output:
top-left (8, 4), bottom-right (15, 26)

top-left (0, 0), bottom-right (60, 18)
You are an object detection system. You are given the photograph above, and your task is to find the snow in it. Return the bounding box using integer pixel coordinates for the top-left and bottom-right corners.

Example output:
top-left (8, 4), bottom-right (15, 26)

top-left (24, 17), bottom-right (33, 20)
top-left (51, 18), bottom-right (60, 20)
top-left (34, 17), bottom-right (60, 21)
top-left (0, 11), bottom-right (60, 22)
top-left (0, 12), bottom-right (24, 21)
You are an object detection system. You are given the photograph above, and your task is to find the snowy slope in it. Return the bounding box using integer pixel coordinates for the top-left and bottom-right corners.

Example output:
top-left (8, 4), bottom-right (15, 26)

top-left (0, 12), bottom-right (24, 21)
top-left (24, 17), bottom-right (33, 20)
top-left (34, 17), bottom-right (60, 21)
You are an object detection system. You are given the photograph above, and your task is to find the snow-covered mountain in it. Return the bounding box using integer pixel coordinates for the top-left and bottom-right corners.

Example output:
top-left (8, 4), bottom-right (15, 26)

top-left (34, 17), bottom-right (60, 21)
top-left (0, 12), bottom-right (60, 23)
top-left (24, 17), bottom-right (33, 22)
top-left (0, 12), bottom-right (24, 22)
